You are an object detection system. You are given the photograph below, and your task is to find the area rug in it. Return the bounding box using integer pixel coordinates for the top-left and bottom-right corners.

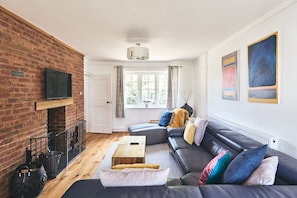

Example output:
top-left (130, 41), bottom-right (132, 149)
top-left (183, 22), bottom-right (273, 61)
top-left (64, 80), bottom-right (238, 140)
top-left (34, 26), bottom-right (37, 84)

top-left (92, 142), bottom-right (183, 179)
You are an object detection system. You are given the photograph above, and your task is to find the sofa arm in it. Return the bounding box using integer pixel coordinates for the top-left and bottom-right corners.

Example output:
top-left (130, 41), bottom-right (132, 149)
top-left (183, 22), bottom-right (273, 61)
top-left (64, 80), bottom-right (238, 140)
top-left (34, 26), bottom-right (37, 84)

top-left (167, 127), bottom-right (185, 137)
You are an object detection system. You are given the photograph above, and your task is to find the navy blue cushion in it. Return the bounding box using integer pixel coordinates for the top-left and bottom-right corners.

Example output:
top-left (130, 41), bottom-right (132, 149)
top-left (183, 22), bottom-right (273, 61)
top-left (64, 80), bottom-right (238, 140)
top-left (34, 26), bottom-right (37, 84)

top-left (222, 144), bottom-right (267, 184)
top-left (158, 111), bottom-right (173, 127)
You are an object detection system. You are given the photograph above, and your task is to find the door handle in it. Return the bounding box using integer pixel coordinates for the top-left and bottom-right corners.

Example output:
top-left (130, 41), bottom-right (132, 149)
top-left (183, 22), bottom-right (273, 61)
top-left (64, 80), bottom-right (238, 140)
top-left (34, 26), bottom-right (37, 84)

top-left (106, 101), bottom-right (112, 104)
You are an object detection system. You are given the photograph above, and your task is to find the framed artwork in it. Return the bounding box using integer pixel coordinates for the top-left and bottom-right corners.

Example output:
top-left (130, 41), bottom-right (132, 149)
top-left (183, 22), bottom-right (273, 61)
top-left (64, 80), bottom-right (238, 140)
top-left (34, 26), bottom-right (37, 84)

top-left (222, 50), bottom-right (239, 100)
top-left (248, 32), bottom-right (278, 103)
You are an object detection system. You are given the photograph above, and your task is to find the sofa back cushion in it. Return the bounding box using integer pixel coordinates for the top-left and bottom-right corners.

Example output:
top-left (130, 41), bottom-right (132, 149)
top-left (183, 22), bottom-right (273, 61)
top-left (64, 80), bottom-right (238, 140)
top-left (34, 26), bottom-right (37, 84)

top-left (206, 121), bottom-right (264, 151)
top-left (266, 147), bottom-right (297, 184)
top-left (201, 132), bottom-right (240, 160)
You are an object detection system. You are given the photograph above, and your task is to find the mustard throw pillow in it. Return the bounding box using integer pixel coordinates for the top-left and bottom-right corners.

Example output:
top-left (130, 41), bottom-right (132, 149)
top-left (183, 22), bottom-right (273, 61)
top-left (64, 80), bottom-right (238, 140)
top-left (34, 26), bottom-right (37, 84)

top-left (183, 121), bottom-right (196, 145)
top-left (112, 163), bottom-right (160, 169)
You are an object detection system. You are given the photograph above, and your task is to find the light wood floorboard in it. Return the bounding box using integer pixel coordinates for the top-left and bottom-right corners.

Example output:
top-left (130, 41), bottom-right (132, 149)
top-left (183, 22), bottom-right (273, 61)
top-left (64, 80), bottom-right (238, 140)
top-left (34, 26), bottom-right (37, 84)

top-left (38, 132), bottom-right (129, 198)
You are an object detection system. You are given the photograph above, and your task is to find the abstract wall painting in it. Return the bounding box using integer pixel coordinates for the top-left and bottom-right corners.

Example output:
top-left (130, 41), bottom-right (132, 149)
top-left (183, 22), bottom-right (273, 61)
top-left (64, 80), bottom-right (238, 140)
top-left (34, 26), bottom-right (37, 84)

top-left (248, 32), bottom-right (278, 103)
top-left (222, 50), bottom-right (239, 100)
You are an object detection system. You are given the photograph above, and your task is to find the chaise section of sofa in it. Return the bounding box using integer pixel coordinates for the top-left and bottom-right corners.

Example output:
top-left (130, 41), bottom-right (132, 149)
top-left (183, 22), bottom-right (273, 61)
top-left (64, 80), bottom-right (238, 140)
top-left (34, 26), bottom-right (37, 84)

top-left (128, 123), bottom-right (168, 145)
top-left (128, 108), bottom-right (189, 145)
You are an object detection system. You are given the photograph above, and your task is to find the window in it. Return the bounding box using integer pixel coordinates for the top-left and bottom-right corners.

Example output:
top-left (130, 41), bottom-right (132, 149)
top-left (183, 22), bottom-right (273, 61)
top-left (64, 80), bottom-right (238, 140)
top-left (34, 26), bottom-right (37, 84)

top-left (124, 69), bottom-right (168, 108)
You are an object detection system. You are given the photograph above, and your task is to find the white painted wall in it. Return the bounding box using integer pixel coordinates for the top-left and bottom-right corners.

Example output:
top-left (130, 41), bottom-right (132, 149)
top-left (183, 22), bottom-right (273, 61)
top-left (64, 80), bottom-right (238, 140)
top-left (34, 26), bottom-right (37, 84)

top-left (84, 60), bottom-right (194, 131)
top-left (193, 53), bottom-right (208, 119)
top-left (195, 2), bottom-right (297, 157)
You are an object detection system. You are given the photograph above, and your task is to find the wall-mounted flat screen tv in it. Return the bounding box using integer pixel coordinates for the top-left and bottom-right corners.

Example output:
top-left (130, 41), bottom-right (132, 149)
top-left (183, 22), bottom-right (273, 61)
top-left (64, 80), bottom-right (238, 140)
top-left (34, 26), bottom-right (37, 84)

top-left (45, 68), bottom-right (72, 100)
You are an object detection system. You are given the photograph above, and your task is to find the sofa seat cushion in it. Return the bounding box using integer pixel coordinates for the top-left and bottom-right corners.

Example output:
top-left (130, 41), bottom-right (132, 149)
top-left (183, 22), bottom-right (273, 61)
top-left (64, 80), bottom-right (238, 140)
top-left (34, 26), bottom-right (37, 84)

top-left (175, 148), bottom-right (213, 174)
top-left (168, 137), bottom-right (200, 153)
top-left (181, 172), bottom-right (201, 185)
top-left (166, 178), bottom-right (183, 186)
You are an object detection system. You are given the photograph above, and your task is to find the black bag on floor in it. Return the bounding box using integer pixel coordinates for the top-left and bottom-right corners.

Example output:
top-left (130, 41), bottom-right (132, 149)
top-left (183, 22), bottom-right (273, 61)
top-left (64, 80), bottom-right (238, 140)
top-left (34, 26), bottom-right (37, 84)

top-left (10, 162), bottom-right (47, 198)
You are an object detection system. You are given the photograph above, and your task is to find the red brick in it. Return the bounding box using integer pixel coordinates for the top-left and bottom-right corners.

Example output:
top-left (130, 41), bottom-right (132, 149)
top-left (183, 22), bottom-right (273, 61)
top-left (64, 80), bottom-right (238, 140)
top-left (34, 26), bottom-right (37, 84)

top-left (0, 8), bottom-right (84, 197)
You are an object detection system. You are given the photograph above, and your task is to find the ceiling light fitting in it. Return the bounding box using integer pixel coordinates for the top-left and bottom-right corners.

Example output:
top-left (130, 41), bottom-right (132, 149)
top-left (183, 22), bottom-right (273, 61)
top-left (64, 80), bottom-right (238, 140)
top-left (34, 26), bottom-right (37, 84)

top-left (127, 43), bottom-right (149, 60)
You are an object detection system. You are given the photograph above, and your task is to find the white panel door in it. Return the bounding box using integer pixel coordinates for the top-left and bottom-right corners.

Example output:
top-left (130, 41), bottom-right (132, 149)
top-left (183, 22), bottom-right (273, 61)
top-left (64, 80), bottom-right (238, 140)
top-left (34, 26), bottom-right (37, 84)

top-left (89, 75), bottom-right (112, 133)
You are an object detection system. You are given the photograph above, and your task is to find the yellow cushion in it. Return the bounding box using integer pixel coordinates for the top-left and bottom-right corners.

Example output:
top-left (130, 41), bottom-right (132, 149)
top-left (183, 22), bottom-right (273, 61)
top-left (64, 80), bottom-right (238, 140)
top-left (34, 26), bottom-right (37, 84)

top-left (183, 121), bottom-right (196, 145)
top-left (112, 163), bottom-right (160, 169)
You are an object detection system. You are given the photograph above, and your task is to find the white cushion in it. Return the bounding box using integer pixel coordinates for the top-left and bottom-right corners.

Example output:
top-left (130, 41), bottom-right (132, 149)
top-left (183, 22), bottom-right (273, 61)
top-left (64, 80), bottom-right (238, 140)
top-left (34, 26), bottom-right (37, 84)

top-left (193, 118), bottom-right (208, 146)
top-left (244, 156), bottom-right (278, 185)
top-left (99, 168), bottom-right (169, 187)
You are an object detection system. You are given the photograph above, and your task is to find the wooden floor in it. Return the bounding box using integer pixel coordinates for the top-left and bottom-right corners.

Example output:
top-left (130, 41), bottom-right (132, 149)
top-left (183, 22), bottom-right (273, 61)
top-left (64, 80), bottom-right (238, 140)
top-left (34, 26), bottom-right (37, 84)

top-left (38, 131), bottom-right (129, 198)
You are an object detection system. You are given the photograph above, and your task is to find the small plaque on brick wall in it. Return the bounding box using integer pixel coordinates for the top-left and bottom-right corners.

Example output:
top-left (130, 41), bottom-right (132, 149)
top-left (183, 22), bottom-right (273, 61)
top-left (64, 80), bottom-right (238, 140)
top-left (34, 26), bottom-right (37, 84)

top-left (12, 70), bottom-right (25, 77)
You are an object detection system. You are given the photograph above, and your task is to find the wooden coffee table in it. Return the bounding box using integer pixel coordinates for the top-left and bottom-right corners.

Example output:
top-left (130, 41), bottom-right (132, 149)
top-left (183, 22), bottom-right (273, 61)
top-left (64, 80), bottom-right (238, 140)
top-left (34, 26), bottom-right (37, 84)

top-left (112, 136), bottom-right (146, 166)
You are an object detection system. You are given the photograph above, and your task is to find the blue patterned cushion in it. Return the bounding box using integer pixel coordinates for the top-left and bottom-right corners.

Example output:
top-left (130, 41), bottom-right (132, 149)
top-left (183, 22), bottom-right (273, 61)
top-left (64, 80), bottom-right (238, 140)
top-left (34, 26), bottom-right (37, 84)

top-left (222, 145), bottom-right (267, 184)
top-left (158, 111), bottom-right (173, 127)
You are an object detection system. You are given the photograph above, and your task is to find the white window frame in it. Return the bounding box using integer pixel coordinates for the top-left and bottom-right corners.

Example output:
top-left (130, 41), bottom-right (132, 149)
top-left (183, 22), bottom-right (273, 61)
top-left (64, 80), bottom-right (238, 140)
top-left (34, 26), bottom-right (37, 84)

top-left (124, 68), bottom-right (168, 108)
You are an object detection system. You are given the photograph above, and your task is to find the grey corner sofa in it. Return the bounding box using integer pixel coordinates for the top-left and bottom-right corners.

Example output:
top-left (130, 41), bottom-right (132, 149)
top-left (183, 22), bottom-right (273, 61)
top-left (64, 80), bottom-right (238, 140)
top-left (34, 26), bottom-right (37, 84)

top-left (62, 120), bottom-right (297, 198)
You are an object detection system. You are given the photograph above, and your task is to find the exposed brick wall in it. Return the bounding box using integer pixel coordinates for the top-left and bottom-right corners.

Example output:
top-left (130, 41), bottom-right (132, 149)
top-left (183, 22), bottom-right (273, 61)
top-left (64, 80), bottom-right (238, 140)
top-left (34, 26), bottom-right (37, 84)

top-left (0, 7), bottom-right (84, 198)
top-left (48, 107), bottom-right (66, 133)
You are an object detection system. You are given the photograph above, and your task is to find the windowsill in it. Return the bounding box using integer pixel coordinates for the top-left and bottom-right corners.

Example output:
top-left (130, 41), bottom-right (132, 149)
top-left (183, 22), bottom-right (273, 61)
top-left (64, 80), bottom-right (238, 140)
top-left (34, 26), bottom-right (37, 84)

top-left (125, 107), bottom-right (166, 110)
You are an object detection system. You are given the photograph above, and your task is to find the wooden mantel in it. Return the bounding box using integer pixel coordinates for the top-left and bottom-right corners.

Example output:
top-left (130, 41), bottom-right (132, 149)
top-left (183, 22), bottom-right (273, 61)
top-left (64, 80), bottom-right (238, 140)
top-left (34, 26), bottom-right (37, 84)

top-left (35, 98), bottom-right (73, 111)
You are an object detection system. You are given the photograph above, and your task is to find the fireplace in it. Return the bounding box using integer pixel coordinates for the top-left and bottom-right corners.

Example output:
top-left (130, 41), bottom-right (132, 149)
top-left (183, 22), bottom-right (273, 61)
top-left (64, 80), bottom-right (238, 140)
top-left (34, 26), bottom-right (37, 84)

top-left (46, 107), bottom-right (86, 177)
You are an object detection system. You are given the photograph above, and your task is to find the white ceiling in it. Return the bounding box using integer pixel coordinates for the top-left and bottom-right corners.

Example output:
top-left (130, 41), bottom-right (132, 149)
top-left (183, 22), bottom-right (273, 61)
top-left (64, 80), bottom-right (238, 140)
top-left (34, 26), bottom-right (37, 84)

top-left (0, 0), bottom-right (293, 62)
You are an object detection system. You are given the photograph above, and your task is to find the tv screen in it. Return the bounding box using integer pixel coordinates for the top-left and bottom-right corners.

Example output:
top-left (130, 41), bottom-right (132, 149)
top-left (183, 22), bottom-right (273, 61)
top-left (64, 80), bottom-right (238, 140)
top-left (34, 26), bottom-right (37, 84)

top-left (45, 68), bottom-right (72, 100)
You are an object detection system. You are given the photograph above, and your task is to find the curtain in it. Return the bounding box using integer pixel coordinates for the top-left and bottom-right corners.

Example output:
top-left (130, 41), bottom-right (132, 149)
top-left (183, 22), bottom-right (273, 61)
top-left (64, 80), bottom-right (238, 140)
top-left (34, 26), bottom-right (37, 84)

top-left (116, 66), bottom-right (125, 118)
top-left (167, 66), bottom-right (179, 109)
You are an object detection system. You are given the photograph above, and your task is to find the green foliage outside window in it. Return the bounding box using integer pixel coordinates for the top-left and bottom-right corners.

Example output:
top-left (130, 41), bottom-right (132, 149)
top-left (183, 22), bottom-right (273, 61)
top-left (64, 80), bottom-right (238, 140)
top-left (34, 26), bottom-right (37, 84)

top-left (124, 71), bottom-right (167, 107)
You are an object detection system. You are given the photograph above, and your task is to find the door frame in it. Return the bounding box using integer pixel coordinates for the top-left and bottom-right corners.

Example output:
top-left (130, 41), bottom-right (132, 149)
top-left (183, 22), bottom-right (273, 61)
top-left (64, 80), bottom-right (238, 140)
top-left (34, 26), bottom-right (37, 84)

top-left (88, 74), bottom-right (112, 133)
